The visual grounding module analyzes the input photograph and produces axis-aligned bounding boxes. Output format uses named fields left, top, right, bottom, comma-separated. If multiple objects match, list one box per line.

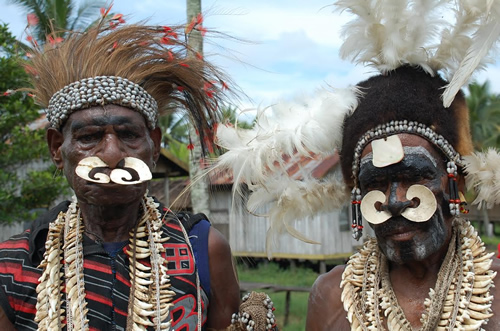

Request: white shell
left=401, top=184, right=437, bottom=222
left=109, top=157, right=152, bottom=185
left=75, top=156, right=110, bottom=183
left=371, top=135, right=404, bottom=168
left=360, top=190, right=391, bottom=224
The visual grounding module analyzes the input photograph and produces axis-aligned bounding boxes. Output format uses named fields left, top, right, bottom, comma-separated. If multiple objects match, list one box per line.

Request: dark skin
left=306, top=134, right=500, bottom=330
left=0, top=105, right=240, bottom=330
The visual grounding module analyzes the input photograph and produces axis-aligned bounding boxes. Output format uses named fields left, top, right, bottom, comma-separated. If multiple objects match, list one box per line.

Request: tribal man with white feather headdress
left=212, top=0, right=500, bottom=330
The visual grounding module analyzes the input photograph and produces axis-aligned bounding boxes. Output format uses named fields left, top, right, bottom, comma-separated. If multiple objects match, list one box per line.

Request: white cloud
left=1, top=0, right=499, bottom=111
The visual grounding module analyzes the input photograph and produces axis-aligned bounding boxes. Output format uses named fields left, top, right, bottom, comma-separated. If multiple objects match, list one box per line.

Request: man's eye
left=77, top=133, right=100, bottom=143
left=120, top=131, right=139, bottom=140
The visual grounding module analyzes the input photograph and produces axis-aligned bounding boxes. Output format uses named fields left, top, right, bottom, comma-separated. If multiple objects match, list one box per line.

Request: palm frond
left=68, top=0, right=106, bottom=31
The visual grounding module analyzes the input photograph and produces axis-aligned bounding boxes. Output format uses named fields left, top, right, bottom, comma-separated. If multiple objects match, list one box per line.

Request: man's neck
left=78, top=200, right=143, bottom=243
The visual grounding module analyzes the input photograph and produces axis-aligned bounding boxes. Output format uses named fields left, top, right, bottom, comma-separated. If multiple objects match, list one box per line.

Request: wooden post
left=284, top=290, right=291, bottom=326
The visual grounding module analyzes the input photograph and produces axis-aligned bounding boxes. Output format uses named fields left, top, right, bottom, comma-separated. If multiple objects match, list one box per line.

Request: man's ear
left=150, top=127, right=162, bottom=162
left=457, top=172, right=466, bottom=194
left=47, top=128, right=64, bottom=169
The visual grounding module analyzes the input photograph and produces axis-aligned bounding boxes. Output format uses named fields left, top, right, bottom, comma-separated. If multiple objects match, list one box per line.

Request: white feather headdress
left=212, top=88, right=359, bottom=252
left=336, top=0, right=500, bottom=107
left=336, top=0, right=500, bottom=210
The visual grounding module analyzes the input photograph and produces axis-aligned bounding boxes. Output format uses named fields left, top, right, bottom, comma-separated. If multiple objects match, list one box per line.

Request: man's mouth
left=386, top=228, right=419, bottom=241
left=376, top=217, right=424, bottom=240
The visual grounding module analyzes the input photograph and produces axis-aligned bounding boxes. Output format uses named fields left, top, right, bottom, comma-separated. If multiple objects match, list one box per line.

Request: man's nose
left=96, top=134, right=127, bottom=168
left=380, top=182, right=413, bottom=216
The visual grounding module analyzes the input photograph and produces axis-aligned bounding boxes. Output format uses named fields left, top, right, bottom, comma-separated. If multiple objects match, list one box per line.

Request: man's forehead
left=64, top=105, right=147, bottom=130
left=360, top=134, right=440, bottom=169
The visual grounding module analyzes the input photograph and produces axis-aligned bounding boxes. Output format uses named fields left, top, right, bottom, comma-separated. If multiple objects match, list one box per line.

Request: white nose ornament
left=75, top=156, right=152, bottom=185
left=360, top=184, right=437, bottom=224
left=401, top=184, right=437, bottom=222
left=360, top=190, right=391, bottom=224
left=110, top=157, right=152, bottom=185
left=75, top=156, right=111, bottom=184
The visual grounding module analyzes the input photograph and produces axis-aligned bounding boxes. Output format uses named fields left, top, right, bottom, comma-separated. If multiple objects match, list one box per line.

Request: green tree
left=159, top=113, right=190, bottom=163
left=159, top=107, right=253, bottom=164
left=467, top=81, right=500, bottom=150
left=8, top=0, right=105, bottom=42
left=466, top=81, right=500, bottom=237
left=0, top=24, right=68, bottom=223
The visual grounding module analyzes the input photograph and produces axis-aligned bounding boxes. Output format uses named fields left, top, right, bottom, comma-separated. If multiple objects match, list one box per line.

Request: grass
left=236, top=259, right=318, bottom=331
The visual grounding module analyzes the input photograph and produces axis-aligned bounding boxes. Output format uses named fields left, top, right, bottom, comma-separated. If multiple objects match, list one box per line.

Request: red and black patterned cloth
left=0, top=201, right=209, bottom=330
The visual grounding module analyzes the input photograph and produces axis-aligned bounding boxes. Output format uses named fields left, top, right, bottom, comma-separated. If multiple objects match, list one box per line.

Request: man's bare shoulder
left=306, top=264, right=350, bottom=331
left=485, top=257, right=500, bottom=330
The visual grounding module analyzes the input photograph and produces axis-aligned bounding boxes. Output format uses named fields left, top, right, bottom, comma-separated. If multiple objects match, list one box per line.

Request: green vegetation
left=236, top=260, right=319, bottom=331
left=0, top=24, right=69, bottom=223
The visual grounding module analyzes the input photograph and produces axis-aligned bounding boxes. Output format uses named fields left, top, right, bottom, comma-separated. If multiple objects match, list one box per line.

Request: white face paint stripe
left=361, top=145, right=438, bottom=168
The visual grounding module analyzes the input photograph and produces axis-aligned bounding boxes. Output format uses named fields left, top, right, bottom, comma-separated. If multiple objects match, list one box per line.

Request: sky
left=1, top=0, right=500, bottom=113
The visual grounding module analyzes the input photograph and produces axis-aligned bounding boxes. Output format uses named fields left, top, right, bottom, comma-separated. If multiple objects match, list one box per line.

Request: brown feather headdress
left=25, top=22, right=232, bottom=148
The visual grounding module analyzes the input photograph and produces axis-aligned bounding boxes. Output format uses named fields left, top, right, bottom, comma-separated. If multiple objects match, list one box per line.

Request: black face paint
left=359, top=149, right=451, bottom=263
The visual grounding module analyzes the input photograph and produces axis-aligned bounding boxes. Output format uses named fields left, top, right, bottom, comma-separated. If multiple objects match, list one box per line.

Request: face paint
left=375, top=213, right=448, bottom=263
left=76, top=156, right=152, bottom=185
left=359, top=135, right=450, bottom=263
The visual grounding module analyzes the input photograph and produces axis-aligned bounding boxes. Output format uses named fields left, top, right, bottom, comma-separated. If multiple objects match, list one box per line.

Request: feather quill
left=211, top=88, right=358, bottom=255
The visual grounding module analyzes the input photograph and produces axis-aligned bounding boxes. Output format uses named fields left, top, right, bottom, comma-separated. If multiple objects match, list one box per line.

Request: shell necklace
left=341, top=218, right=496, bottom=331
left=35, top=195, right=175, bottom=331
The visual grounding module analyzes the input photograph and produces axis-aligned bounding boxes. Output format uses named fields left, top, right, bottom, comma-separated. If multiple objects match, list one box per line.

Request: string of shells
left=35, top=195, right=176, bottom=331
left=35, top=210, right=67, bottom=330
left=340, top=218, right=495, bottom=331
left=127, top=197, right=176, bottom=330
left=63, top=203, right=89, bottom=331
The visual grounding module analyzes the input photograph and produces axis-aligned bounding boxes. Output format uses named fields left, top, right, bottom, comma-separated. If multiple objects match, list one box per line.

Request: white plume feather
left=463, top=148, right=500, bottom=208
left=211, top=87, right=358, bottom=254
left=215, top=87, right=358, bottom=188
left=336, top=0, right=447, bottom=75
left=442, top=1, right=500, bottom=106
left=336, top=0, right=500, bottom=106
left=245, top=174, right=349, bottom=256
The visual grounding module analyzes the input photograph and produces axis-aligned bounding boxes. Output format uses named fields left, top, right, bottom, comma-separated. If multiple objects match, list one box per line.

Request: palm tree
left=158, top=113, right=190, bottom=163
left=467, top=81, right=500, bottom=150
left=9, top=0, right=105, bottom=42
left=466, top=81, right=500, bottom=237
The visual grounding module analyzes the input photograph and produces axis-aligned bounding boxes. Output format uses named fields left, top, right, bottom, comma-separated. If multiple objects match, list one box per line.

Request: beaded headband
left=350, top=120, right=464, bottom=239
left=47, top=76, right=158, bottom=130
